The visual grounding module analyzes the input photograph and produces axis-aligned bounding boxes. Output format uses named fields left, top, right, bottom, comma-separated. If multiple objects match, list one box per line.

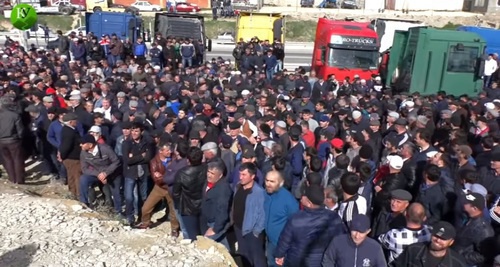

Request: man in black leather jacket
left=173, top=146, right=207, bottom=241
left=453, top=192, right=495, bottom=266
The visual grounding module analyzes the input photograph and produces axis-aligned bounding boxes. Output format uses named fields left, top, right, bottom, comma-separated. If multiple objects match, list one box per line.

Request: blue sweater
left=264, top=187, right=299, bottom=246
left=133, top=43, right=147, bottom=56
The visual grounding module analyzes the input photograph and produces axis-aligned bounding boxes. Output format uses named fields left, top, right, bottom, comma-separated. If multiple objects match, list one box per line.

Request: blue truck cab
left=457, top=26, right=500, bottom=55
left=85, top=11, right=143, bottom=43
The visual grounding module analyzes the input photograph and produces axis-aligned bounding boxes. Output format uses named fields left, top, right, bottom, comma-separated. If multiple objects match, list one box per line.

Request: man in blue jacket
left=275, top=184, right=346, bottom=267
left=322, top=214, right=387, bottom=266
left=133, top=37, right=148, bottom=65
left=264, top=171, right=299, bottom=267
left=232, top=162, right=266, bottom=267
left=264, top=48, right=277, bottom=81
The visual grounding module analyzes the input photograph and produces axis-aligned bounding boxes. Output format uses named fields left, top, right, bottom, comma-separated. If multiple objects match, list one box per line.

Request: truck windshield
left=327, top=48, right=379, bottom=70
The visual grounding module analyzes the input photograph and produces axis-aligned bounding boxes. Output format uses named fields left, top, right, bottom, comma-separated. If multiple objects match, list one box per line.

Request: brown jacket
left=110, top=40, right=124, bottom=56
left=149, top=155, right=167, bottom=189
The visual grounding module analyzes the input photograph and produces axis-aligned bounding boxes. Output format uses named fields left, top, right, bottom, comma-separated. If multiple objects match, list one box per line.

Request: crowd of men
left=3, top=29, right=500, bottom=267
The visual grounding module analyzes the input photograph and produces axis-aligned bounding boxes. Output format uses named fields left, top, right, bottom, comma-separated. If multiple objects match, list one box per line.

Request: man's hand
left=128, top=153, right=133, bottom=158
left=275, top=257, right=284, bottom=266
left=204, top=228, right=215, bottom=237
left=57, top=152, right=62, bottom=162
left=98, top=172, right=107, bottom=184
left=142, top=152, right=146, bottom=158
left=154, top=172, right=162, bottom=178
left=374, top=185, right=382, bottom=193
left=494, top=206, right=500, bottom=215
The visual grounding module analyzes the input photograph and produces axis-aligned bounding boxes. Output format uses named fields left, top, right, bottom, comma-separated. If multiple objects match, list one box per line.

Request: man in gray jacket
left=79, top=134, right=122, bottom=213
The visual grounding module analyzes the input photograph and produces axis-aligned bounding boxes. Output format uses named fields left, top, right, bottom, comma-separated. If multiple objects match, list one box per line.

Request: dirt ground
left=0, top=161, right=237, bottom=266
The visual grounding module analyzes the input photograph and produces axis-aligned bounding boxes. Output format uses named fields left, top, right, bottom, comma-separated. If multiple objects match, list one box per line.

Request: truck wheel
left=61, top=7, right=71, bottom=15
left=93, top=6, right=102, bottom=12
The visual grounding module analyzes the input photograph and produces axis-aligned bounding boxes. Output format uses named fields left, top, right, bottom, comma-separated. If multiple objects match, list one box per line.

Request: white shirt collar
left=91, top=145, right=99, bottom=156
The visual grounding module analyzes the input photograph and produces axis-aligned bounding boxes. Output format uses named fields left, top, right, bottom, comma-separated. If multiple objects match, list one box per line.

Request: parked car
left=65, top=26, right=86, bottom=36
left=217, top=31, right=234, bottom=43
left=169, top=2, right=200, bottom=13
left=130, top=1, right=162, bottom=11
left=341, top=0, right=358, bottom=9
left=300, top=0, right=314, bottom=7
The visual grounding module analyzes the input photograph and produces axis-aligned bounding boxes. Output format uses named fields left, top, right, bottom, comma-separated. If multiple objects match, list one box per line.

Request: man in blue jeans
left=79, top=134, right=122, bottom=213
left=122, top=122, right=155, bottom=226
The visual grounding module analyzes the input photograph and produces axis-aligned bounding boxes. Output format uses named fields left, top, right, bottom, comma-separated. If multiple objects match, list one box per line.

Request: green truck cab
left=381, top=27, right=486, bottom=95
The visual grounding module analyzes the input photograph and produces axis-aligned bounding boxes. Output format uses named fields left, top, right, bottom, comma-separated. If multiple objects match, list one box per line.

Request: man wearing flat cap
left=274, top=184, right=345, bottom=267
left=371, top=189, right=411, bottom=239
left=59, top=112, right=82, bottom=199
left=391, top=221, right=466, bottom=267
left=79, top=133, right=121, bottom=212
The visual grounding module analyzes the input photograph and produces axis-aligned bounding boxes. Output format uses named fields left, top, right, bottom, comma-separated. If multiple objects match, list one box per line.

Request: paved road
left=0, top=34, right=314, bottom=69
left=208, top=43, right=313, bottom=70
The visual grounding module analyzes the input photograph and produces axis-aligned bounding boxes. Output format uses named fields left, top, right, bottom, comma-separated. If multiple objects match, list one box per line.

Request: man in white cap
left=374, top=155, right=407, bottom=216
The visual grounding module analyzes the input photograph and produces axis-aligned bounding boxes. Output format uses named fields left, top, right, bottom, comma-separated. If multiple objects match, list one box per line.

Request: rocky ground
left=0, top=161, right=236, bottom=267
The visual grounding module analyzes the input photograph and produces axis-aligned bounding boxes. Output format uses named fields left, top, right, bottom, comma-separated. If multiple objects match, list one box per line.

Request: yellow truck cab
left=235, top=12, right=285, bottom=44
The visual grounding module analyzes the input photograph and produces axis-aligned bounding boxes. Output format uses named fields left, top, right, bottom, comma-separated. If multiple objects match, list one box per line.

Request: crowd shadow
left=0, top=243, right=38, bottom=267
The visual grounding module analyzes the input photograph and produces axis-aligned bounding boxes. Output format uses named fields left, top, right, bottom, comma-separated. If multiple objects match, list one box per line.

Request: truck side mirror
left=207, top=39, right=212, bottom=52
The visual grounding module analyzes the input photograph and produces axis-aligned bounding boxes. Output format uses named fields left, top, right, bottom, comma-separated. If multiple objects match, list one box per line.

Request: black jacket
left=59, top=125, right=81, bottom=160
left=416, top=182, right=449, bottom=225
left=200, top=177, right=233, bottom=234
left=173, top=164, right=208, bottom=216
left=370, top=210, right=406, bottom=239
left=453, top=216, right=495, bottom=266
left=375, top=172, right=407, bottom=211
left=121, top=137, right=154, bottom=178
left=391, top=242, right=466, bottom=267
left=0, top=108, right=24, bottom=142
left=401, top=157, right=418, bottom=195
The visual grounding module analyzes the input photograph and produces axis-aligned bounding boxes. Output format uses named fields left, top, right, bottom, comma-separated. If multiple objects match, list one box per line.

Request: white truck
left=371, top=18, right=426, bottom=53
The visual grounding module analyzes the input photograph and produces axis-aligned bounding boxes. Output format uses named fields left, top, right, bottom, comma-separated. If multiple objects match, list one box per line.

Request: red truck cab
left=311, top=18, right=380, bottom=81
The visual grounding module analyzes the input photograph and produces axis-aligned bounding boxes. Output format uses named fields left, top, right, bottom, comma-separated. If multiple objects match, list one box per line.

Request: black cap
left=221, top=134, right=233, bottom=148
left=395, top=118, right=408, bottom=126
left=228, top=121, right=241, bottom=130
left=391, top=189, right=412, bottom=201
left=241, top=145, right=256, bottom=158
left=304, top=184, right=324, bottom=206
left=465, top=192, right=486, bottom=210
left=81, top=134, right=96, bottom=145
left=431, top=221, right=456, bottom=240
left=189, top=130, right=200, bottom=140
